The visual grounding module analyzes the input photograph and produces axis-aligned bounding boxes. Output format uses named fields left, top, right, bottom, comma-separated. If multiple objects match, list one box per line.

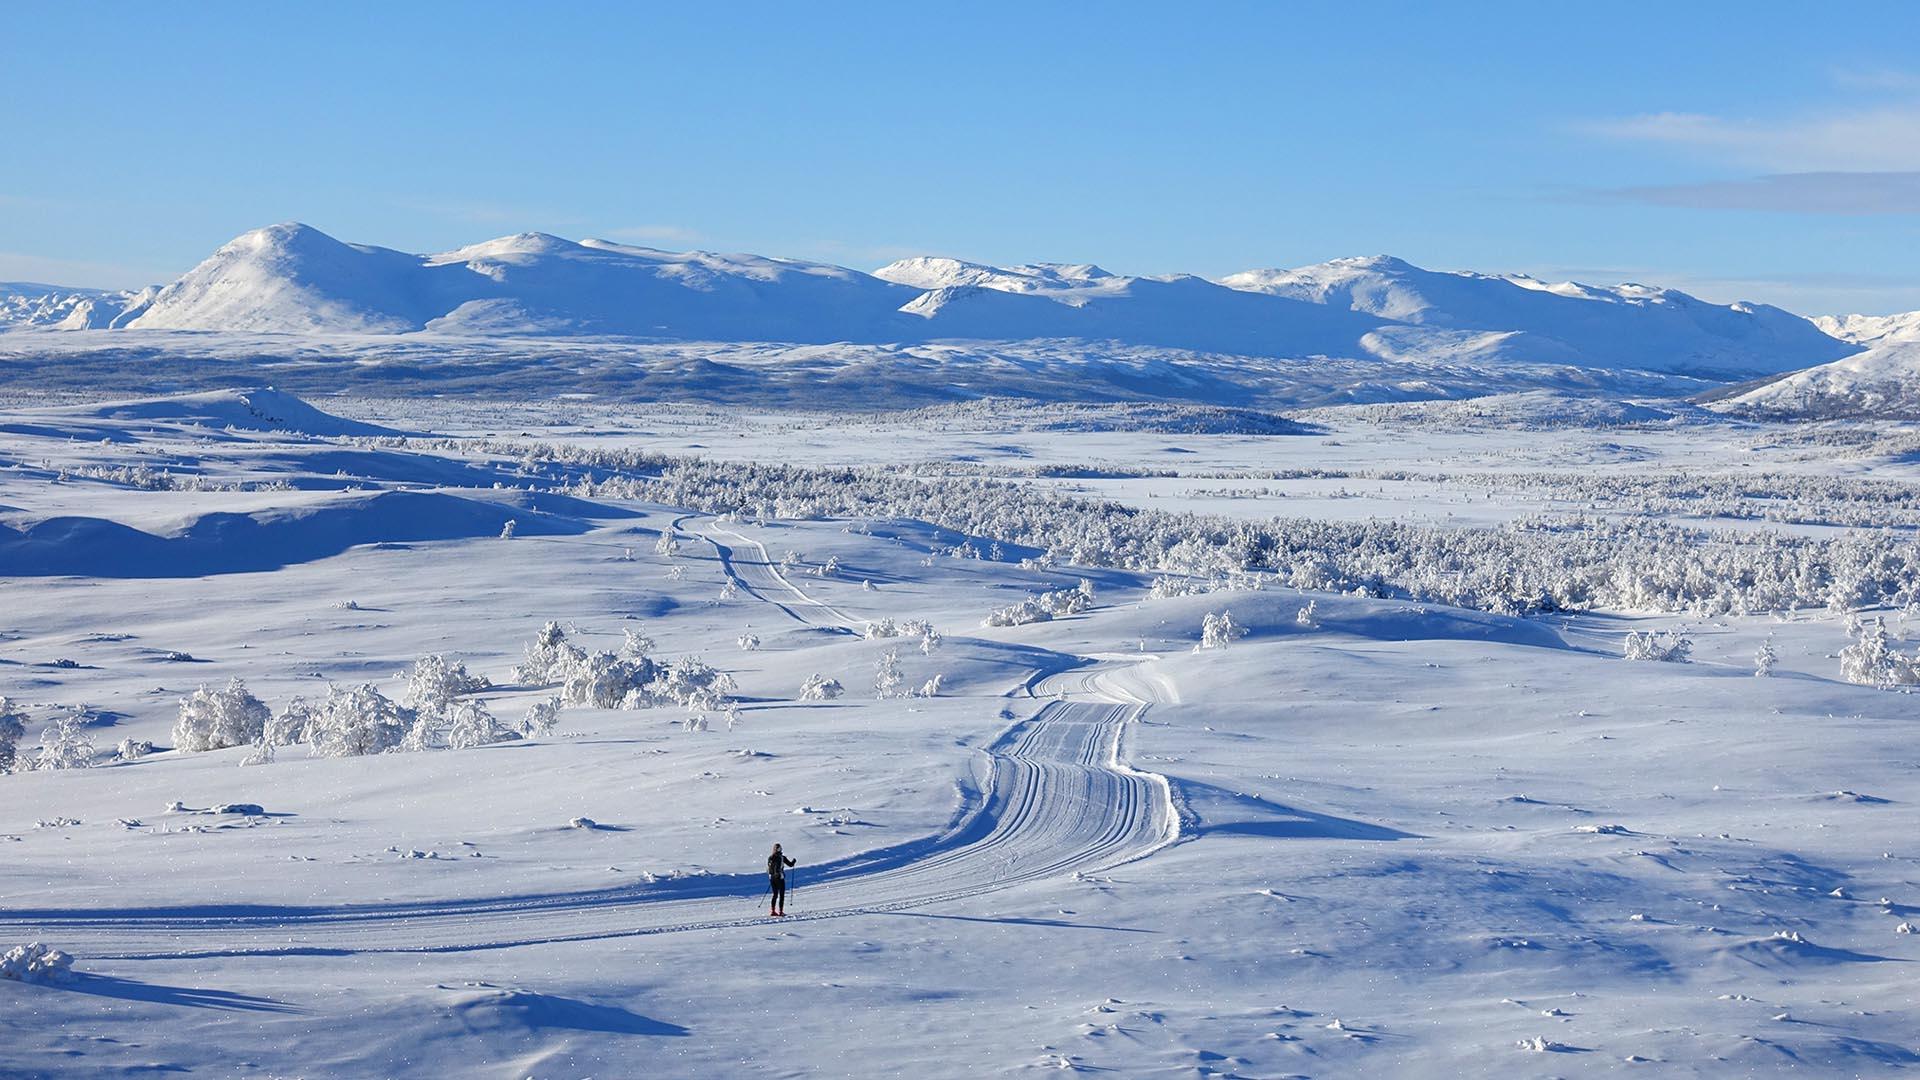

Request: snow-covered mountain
left=1809, top=310, right=1920, bottom=348
left=0, top=224, right=1861, bottom=383
left=1218, top=255, right=1854, bottom=376
left=0, top=281, right=157, bottom=329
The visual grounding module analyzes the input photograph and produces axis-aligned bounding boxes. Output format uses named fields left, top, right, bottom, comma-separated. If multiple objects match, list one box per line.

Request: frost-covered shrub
left=1296, top=600, right=1319, bottom=628
left=810, top=555, right=839, bottom=577
left=0, top=943, right=73, bottom=983
left=1195, top=610, right=1248, bottom=651
left=562, top=651, right=661, bottom=709
left=447, top=700, right=513, bottom=750
left=651, top=658, right=735, bottom=712
left=984, top=599, right=1052, bottom=627
left=115, top=738, right=153, bottom=762
left=0, top=698, right=25, bottom=774
left=919, top=625, right=943, bottom=655
left=499, top=519, right=516, bottom=540
left=738, top=634, right=761, bottom=652
left=513, top=621, right=587, bottom=685
left=1754, top=638, right=1777, bottom=677
left=800, top=674, right=844, bottom=701
left=874, top=648, right=906, bottom=699
left=718, top=579, right=740, bottom=601
left=308, top=684, right=410, bottom=758
left=31, top=711, right=94, bottom=771
left=399, top=655, right=491, bottom=718
left=173, top=679, right=271, bottom=752
left=1150, top=576, right=1207, bottom=600
left=1037, top=586, right=1092, bottom=617
left=1622, top=630, right=1692, bottom=663
left=622, top=628, right=656, bottom=658
left=1839, top=617, right=1920, bottom=689
left=238, top=737, right=274, bottom=767
left=916, top=674, right=944, bottom=698
left=520, top=696, right=562, bottom=737
left=267, top=698, right=315, bottom=747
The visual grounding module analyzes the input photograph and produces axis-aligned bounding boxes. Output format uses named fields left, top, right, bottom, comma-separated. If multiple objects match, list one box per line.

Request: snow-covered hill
left=1219, top=255, right=1855, bottom=376
left=1712, top=339, right=1920, bottom=419
left=0, top=224, right=1859, bottom=383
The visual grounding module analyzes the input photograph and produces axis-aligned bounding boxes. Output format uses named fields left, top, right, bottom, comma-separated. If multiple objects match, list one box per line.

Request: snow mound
left=47, top=387, right=398, bottom=437
left=445, top=987, right=690, bottom=1037
left=0, top=490, right=590, bottom=577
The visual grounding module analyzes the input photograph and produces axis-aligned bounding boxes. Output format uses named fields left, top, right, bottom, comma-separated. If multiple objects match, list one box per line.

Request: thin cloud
left=1586, top=104, right=1920, bottom=171
left=0, top=251, right=175, bottom=291
left=1606, top=171, right=1920, bottom=214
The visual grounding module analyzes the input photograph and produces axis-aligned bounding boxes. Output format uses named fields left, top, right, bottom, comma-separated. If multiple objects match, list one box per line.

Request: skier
left=767, top=842, right=796, bottom=917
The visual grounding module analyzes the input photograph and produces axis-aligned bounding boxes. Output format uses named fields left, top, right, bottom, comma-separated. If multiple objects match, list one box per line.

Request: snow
left=1716, top=340, right=1920, bottom=419
left=2, top=388, right=1918, bottom=1076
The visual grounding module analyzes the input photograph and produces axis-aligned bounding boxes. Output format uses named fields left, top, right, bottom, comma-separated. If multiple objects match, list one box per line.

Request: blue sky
left=5, top=2, right=1919, bottom=313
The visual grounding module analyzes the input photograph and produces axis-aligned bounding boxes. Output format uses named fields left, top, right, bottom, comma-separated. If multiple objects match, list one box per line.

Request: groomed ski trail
left=3, top=523, right=1178, bottom=961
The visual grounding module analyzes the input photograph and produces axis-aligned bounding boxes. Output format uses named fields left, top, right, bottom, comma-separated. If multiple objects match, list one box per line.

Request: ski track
left=4, top=518, right=1179, bottom=961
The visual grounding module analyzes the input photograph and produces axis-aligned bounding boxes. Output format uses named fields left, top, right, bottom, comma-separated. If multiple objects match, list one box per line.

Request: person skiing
left=767, top=843, right=796, bottom=917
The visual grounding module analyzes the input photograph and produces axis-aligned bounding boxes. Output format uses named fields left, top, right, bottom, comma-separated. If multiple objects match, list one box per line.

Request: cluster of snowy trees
left=1622, top=629, right=1693, bottom=663
left=1839, top=616, right=1920, bottom=689
left=863, top=618, right=942, bottom=654
left=496, top=450, right=1920, bottom=618
left=983, top=581, right=1096, bottom=627
left=0, top=698, right=97, bottom=773
left=1195, top=610, right=1248, bottom=651
left=511, top=621, right=738, bottom=724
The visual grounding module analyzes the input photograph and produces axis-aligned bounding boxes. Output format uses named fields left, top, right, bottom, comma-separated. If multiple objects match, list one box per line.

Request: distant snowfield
left=2, top=390, right=1918, bottom=1077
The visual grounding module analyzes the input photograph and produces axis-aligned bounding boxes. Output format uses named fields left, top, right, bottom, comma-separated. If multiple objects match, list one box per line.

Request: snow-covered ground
left=3, top=389, right=1917, bottom=1077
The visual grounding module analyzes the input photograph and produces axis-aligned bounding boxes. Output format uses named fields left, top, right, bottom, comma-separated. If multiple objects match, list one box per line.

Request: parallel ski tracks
left=3, top=519, right=1178, bottom=960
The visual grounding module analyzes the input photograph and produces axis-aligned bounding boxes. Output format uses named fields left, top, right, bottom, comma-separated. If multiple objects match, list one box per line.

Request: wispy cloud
left=1586, top=104, right=1920, bottom=172
left=1605, top=171, right=1920, bottom=214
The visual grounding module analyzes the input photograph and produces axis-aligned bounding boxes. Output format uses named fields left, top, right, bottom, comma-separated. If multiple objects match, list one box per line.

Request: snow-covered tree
left=874, top=648, right=906, bottom=699
left=916, top=674, right=944, bottom=698
left=31, top=709, right=94, bottom=770
left=238, top=737, right=275, bottom=767
left=621, top=628, right=656, bottom=659
left=1839, top=616, right=1919, bottom=689
left=800, top=674, right=844, bottom=701
left=811, top=555, right=839, bottom=577
left=919, top=624, right=943, bottom=655
left=266, top=698, right=315, bottom=747
left=718, top=579, right=740, bottom=601
left=1295, top=600, right=1319, bottom=628
left=173, top=679, right=270, bottom=753
left=520, top=696, right=562, bottom=737
left=513, top=621, right=586, bottom=685
left=308, top=684, right=409, bottom=758
left=984, top=599, right=1052, bottom=627
left=115, top=738, right=153, bottom=762
left=1196, top=610, right=1248, bottom=651
left=562, top=651, right=659, bottom=709
left=654, top=531, right=681, bottom=558
left=1623, top=629, right=1692, bottom=663
left=0, top=697, right=26, bottom=774
left=498, top=519, right=516, bottom=540
left=447, top=700, right=512, bottom=750
left=1754, top=638, right=1777, bottom=678
left=738, top=633, right=761, bottom=651
left=398, top=655, right=490, bottom=720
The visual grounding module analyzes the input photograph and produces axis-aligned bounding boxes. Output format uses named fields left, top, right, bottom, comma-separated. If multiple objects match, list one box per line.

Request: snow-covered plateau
left=2, top=386, right=1918, bottom=1077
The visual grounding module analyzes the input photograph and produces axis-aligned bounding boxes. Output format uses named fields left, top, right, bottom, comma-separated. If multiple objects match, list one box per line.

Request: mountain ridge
left=0, top=222, right=1862, bottom=380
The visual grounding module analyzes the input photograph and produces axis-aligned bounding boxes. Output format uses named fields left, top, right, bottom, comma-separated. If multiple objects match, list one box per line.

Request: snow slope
left=0, top=282, right=156, bottom=330
left=3, top=390, right=1919, bottom=1076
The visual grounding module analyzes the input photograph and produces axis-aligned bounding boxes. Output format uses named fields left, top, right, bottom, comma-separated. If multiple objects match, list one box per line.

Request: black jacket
left=768, top=853, right=795, bottom=880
